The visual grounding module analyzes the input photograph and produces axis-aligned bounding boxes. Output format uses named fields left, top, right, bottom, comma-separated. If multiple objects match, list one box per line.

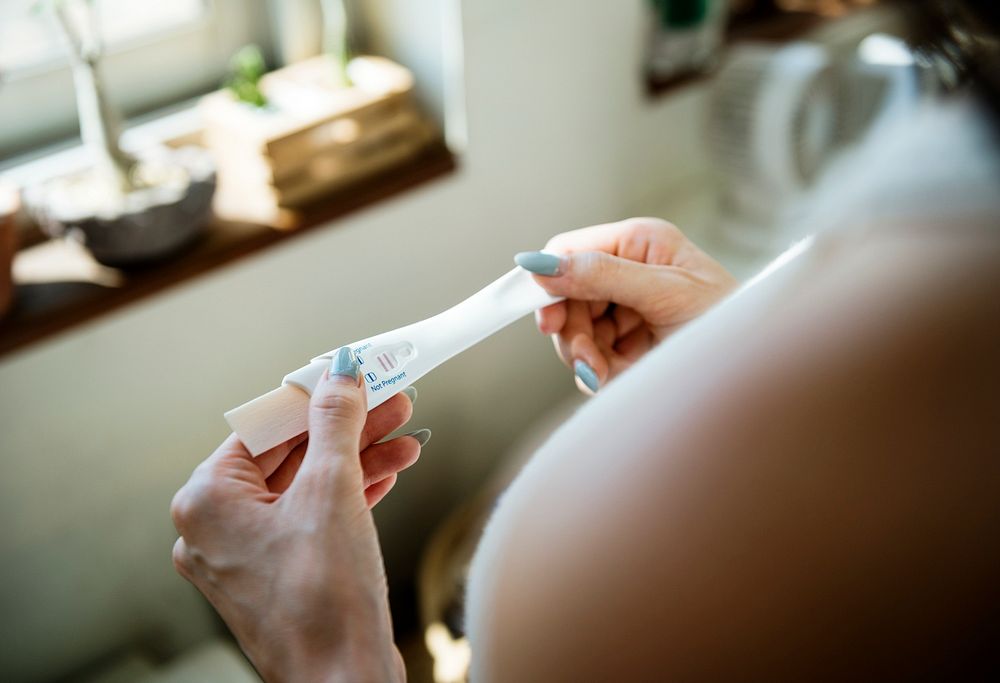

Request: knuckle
left=568, top=251, right=615, bottom=299
left=172, top=537, right=193, bottom=577
left=624, top=216, right=680, bottom=241
left=575, top=250, right=606, bottom=276
left=311, top=387, right=364, bottom=420
left=169, top=488, right=194, bottom=531
left=170, top=479, right=220, bottom=531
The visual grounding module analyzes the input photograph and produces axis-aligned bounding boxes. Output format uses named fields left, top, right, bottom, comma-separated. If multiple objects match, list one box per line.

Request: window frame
left=0, top=0, right=274, bottom=159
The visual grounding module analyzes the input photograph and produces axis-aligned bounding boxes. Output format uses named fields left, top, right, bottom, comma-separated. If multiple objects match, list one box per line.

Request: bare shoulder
left=467, top=227, right=1000, bottom=682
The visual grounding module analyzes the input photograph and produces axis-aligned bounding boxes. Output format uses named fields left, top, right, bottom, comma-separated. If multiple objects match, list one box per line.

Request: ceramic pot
left=27, top=146, right=216, bottom=267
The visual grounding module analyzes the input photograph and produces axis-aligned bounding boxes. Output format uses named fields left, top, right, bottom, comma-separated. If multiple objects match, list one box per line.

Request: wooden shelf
left=0, top=142, right=456, bottom=359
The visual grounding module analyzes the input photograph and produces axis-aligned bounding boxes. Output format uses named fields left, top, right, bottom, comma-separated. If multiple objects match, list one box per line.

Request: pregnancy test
left=226, top=266, right=562, bottom=455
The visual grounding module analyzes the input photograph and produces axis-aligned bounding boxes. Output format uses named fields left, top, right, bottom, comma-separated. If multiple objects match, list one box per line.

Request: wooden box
left=0, top=184, right=18, bottom=319
left=201, top=56, right=435, bottom=228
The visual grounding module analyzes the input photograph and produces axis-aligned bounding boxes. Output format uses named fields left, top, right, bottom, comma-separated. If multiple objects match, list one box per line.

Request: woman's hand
left=516, top=217, right=737, bottom=393
left=171, top=349, right=423, bottom=682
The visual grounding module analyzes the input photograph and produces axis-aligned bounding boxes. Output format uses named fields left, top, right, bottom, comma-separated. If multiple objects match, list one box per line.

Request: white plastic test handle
left=284, top=266, right=561, bottom=408
left=225, top=266, right=562, bottom=455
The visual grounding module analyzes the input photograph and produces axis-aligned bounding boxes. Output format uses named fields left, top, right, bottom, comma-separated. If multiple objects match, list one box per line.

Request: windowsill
left=0, top=141, right=455, bottom=359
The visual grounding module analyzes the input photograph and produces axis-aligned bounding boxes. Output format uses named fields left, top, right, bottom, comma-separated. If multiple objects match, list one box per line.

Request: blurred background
left=0, top=0, right=933, bottom=681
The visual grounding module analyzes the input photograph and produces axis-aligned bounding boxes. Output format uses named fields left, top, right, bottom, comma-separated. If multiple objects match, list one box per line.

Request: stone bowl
left=27, top=146, right=216, bottom=267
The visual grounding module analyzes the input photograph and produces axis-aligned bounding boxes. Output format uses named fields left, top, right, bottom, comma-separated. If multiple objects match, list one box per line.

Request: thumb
left=295, top=346, right=369, bottom=490
left=516, top=250, right=676, bottom=315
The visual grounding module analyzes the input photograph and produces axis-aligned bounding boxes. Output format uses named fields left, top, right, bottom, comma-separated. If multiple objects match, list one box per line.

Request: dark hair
left=911, top=0, right=1000, bottom=116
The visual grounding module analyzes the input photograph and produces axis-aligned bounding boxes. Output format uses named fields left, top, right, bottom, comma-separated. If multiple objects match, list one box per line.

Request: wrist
left=320, top=638, right=402, bottom=683
left=255, top=623, right=401, bottom=683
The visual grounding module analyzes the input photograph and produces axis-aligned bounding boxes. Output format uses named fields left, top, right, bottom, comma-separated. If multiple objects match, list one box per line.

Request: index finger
left=359, top=392, right=413, bottom=450
left=546, top=218, right=683, bottom=264
left=253, top=432, right=309, bottom=479
left=253, top=390, right=414, bottom=479
left=173, top=433, right=274, bottom=533
left=209, top=433, right=295, bottom=493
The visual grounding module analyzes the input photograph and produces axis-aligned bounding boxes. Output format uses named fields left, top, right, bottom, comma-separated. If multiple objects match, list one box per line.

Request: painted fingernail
left=515, top=251, right=563, bottom=276
left=574, top=359, right=600, bottom=393
left=403, top=428, right=432, bottom=446
left=402, top=386, right=418, bottom=403
left=330, top=346, right=360, bottom=381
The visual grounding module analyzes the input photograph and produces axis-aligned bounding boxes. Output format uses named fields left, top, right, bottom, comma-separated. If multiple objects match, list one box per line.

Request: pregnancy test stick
left=226, top=266, right=562, bottom=455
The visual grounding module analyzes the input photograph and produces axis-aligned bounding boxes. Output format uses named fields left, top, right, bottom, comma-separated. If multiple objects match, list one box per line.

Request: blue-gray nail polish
left=330, top=346, right=360, bottom=380
left=402, top=386, right=418, bottom=403
left=515, top=251, right=563, bottom=276
left=404, top=428, right=432, bottom=446
left=574, top=359, right=600, bottom=393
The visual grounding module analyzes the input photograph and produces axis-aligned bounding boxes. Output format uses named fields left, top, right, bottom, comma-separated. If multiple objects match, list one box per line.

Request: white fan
left=705, top=36, right=922, bottom=252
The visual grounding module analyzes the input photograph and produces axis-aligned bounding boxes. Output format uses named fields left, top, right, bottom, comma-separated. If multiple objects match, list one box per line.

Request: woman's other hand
left=170, top=350, right=422, bottom=682
left=516, top=217, right=736, bottom=393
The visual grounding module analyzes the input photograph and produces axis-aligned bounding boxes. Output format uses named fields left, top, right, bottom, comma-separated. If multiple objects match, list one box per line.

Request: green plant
left=226, top=44, right=269, bottom=108
left=320, top=0, right=352, bottom=86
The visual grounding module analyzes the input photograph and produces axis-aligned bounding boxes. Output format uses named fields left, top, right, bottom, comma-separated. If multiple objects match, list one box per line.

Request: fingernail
left=574, top=359, right=600, bottom=393
left=403, top=428, right=432, bottom=446
left=329, top=346, right=360, bottom=381
left=515, top=251, right=563, bottom=276
left=402, top=386, right=418, bottom=403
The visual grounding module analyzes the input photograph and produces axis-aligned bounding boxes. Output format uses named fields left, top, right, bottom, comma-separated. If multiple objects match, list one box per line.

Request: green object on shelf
left=226, top=45, right=268, bottom=108
left=321, top=0, right=352, bottom=86
left=650, top=0, right=710, bottom=29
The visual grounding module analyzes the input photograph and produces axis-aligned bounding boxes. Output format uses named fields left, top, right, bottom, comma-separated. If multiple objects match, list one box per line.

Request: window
left=0, top=0, right=207, bottom=71
left=0, top=0, right=274, bottom=159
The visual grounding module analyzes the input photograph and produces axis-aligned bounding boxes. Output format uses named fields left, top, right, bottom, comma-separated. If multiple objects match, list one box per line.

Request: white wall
left=355, top=0, right=452, bottom=135
left=0, top=1, right=711, bottom=680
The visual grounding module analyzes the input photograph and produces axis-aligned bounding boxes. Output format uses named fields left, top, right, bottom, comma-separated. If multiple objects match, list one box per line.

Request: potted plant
left=24, top=0, right=216, bottom=266
left=201, top=0, right=433, bottom=228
